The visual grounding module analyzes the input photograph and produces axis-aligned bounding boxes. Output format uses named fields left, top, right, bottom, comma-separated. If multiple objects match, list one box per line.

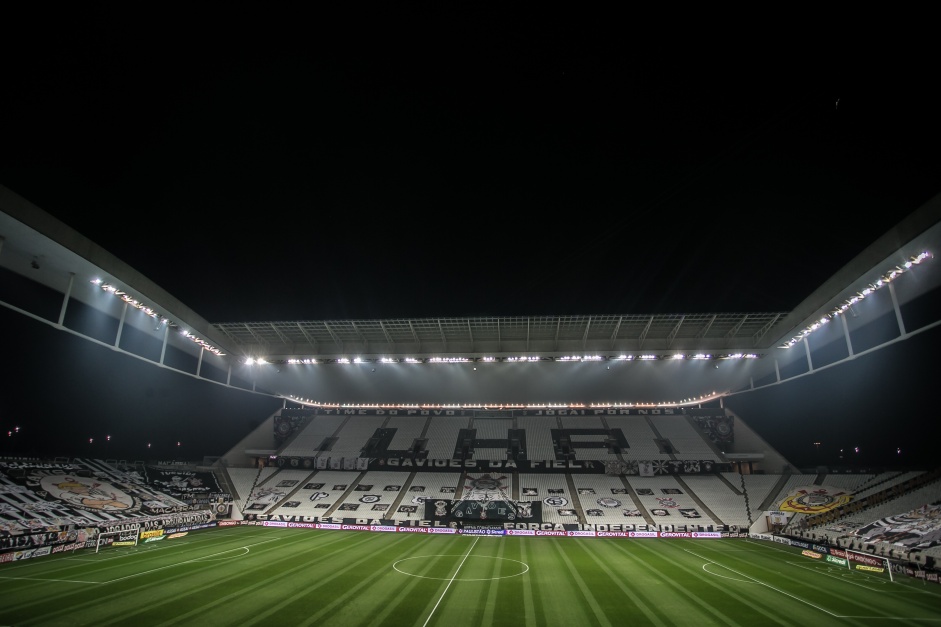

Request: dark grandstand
left=2, top=185, right=941, bottom=582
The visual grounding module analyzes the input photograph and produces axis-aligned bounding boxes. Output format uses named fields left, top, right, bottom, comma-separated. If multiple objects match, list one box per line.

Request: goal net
left=95, top=528, right=140, bottom=553
left=844, top=548, right=894, bottom=582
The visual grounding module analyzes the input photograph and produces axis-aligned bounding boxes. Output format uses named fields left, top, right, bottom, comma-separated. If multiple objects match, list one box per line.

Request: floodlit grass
left=1, top=526, right=939, bottom=626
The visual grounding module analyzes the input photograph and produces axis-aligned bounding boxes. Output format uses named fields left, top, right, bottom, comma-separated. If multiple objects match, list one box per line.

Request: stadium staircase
left=321, top=470, right=369, bottom=518
left=212, top=467, right=237, bottom=502
left=757, top=470, right=793, bottom=513
left=274, top=413, right=313, bottom=456
left=644, top=416, right=673, bottom=459
left=264, top=471, right=317, bottom=516
left=851, top=471, right=910, bottom=496
left=685, top=415, right=726, bottom=460
left=387, top=473, right=416, bottom=514
left=673, top=475, right=722, bottom=524
left=240, top=466, right=267, bottom=516
left=717, top=473, right=744, bottom=495
left=564, top=474, right=588, bottom=522
left=621, top=478, right=656, bottom=526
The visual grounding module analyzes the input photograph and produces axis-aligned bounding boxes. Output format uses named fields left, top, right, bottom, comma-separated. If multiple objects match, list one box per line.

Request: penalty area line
left=99, top=536, right=285, bottom=584
left=682, top=546, right=842, bottom=618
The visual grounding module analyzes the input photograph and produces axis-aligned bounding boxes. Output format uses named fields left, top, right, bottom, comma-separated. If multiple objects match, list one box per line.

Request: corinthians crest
left=780, top=486, right=851, bottom=514
left=462, top=473, right=507, bottom=500
left=38, top=473, right=138, bottom=513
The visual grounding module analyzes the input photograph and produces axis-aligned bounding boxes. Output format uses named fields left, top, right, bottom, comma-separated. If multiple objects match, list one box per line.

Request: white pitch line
left=0, top=575, right=99, bottom=584
left=103, top=536, right=285, bottom=583
left=783, top=560, right=888, bottom=593
left=682, top=546, right=841, bottom=617
left=422, top=536, right=480, bottom=627
left=0, top=536, right=285, bottom=585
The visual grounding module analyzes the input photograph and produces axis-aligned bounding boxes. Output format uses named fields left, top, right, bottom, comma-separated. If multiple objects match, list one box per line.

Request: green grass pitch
left=1, top=526, right=939, bottom=626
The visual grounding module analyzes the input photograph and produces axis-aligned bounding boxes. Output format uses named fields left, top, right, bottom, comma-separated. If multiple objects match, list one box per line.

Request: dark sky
left=1, top=12, right=940, bottom=469
left=2, top=11, right=939, bottom=323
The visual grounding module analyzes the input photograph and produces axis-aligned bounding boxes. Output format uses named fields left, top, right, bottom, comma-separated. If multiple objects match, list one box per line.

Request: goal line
left=95, top=527, right=140, bottom=553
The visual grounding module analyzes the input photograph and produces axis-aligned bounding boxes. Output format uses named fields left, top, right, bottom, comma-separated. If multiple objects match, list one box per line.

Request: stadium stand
left=3, top=188, right=941, bottom=579
left=650, top=414, right=720, bottom=460
left=280, top=414, right=347, bottom=458
left=679, top=474, right=750, bottom=527
left=385, top=414, right=428, bottom=454
left=626, top=474, right=721, bottom=527
left=516, top=472, right=578, bottom=525
left=515, top=415, right=557, bottom=460
left=425, top=416, right=471, bottom=459
left=389, top=472, right=462, bottom=522
left=604, top=415, right=668, bottom=461
left=571, top=473, right=643, bottom=525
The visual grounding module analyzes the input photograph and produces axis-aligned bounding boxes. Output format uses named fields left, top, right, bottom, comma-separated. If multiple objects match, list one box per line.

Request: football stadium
left=2, top=184, right=941, bottom=625
left=3, top=17, right=941, bottom=624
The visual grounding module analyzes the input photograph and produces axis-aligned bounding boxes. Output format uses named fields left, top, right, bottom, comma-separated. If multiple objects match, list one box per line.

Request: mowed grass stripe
left=515, top=537, right=620, bottom=626
left=692, top=540, right=888, bottom=618
left=687, top=545, right=872, bottom=618
left=749, top=538, right=941, bottom=618
left=595, top=538, right=748, bottom=626
left=482, top=538, right=527, bottom=627
left=667, top=542, right=840, bottom=623
left=0, top=527, right=258, bottom=588
left=0, top=530, right=287, bottom=624
left=549, top=538, right=613, bottom=627
left=671, top=539, right=830, bottom=625
left=406, top=537, right=481, bottom=627
left=3, top=527, right=941, bottom=626
left=577, top=538, right=670, bottom=627
left=430, top=535, right=541, bottom=627
left=157, top=529, right=413, bottom=627
left=684, top=539, right=931, bottom=623
left=238, top=532, right=484, bottom=626
left=142, top=530, right=383, bottom=626
left=697, top=538, right=941, bottom=621
left=358, top=535, right=471, bottom=627
left=400, top=536, right=538, bottom=627
left=364, top=535, right=514, bottom=627
left=165, top=530, right=418, bottom=625
left=3, top=528, right=343, bottom=626
left=285, top=534, right=473, bottom=627
left=426, top=537, right=503, bottom=627
left=517, top=538, right=540, bottom=627
left=480, top=537, right=508, bottom=627
left=622, top=539, right=776, bottom=626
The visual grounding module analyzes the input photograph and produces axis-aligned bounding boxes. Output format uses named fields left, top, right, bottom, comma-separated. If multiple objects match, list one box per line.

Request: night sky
left=3, top=12, right=939, bottom=323
left=2, top=12, right=940, bottom=467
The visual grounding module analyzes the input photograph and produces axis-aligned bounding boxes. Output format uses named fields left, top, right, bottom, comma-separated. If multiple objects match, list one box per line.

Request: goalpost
left=844, top=548, right=894, bottom=582
left=95, top=527, right=141, bottom=553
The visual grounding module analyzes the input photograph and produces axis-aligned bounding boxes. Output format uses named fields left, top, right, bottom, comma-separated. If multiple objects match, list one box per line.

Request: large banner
left=778, top=486, right=852, bottom=514
left=264, top=457, right=729, bottom=474
left=143, top=467, right=222, bottom=502
left=854, top=503, right=941, bottom=549
left=274, top=407, right=731, bottom=474
left=423, top=499, right=542, bottom=524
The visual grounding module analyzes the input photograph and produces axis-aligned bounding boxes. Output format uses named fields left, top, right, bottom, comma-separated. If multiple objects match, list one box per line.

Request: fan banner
left=779, top=486, right=852, bottom=514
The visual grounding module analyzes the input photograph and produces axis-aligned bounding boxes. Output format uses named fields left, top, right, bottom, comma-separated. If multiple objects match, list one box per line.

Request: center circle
left=392, top=554, right=529, bottom=581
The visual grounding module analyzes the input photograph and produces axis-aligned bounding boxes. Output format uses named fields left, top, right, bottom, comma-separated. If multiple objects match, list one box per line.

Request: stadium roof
left=2, top=15, right=940, bottom=403
left=2, top=184, right=939, bottom=377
